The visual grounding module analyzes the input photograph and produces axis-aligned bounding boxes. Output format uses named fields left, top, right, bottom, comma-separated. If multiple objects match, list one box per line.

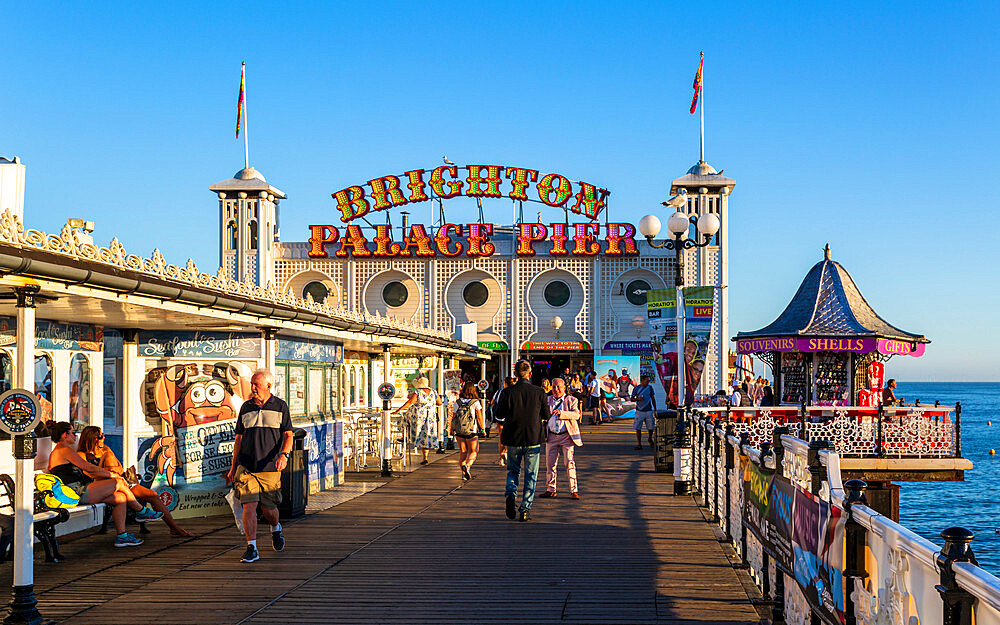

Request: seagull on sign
left=661, top=188, right=688, bottom=209
left=443, top=156, right=455, bottom=166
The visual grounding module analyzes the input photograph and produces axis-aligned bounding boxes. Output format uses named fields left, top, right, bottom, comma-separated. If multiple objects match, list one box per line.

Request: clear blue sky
left=4, top=3, right=998, bottom=381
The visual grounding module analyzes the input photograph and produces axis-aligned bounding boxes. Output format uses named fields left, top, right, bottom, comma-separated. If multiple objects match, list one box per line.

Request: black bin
left=653, top=410, right=677, bottom=473
left=279, top=429, right=309, bottom=519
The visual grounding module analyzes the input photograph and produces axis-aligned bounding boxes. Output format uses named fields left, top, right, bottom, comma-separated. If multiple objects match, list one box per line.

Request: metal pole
left=8, top=285, right=43, bottom=625
left=381, top=346, right=392, bottom=477
left=436, top=353, right=446, bottom=454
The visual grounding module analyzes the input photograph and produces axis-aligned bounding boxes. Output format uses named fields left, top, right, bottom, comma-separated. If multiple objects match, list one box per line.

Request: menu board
left=780, top=352, right=807, bottom=404
left=309, top=368, right=324, bottom=414
left=814, top=352, right=849, bottom=405
left=288, top=365, right=306, bottom=415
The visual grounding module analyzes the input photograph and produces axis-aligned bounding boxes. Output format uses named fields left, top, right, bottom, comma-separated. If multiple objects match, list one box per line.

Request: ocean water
left=895, top=382, right=1000, bottom=574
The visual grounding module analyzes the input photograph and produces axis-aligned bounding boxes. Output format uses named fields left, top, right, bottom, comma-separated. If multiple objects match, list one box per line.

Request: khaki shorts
left=233, top=466, right=282, bottom=509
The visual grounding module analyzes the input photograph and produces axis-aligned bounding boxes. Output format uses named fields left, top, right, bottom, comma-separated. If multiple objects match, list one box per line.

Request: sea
left=895, top=382, right=1000, bottom=574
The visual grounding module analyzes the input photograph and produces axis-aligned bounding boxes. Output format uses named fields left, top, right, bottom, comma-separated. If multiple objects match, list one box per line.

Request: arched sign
left=331, top=164, right=609, bottom=223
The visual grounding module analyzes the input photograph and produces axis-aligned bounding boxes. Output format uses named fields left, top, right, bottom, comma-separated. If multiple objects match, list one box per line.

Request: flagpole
left=699, top=51, right=704, bottom=163
left=243, top=62, right=250, bottom=169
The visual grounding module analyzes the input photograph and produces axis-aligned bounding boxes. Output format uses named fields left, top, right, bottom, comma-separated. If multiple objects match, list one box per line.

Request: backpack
left=452, top=400, right=477, bottom=436
left=34, top=473, right=81, bottom=509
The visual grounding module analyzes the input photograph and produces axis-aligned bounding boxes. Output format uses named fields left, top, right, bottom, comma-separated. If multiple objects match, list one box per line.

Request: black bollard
left=843, top=480, right=869, bottom=625
left=935, top=527, right=977, bottom=625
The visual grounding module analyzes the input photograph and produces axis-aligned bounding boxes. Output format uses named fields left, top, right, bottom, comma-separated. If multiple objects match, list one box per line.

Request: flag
left=689, top=55, right=703, bottom=114
left=236, top=62, right=245, bottom=138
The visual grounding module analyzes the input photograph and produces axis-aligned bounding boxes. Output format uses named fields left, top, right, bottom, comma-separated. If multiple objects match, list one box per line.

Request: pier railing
left=687, top=411, right=999, bottom=625
left=691, top=404, right=960, bottom=458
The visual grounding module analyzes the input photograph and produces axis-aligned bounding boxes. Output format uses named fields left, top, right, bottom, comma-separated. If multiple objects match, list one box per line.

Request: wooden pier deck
left=1, top=428, right=761, bottom=624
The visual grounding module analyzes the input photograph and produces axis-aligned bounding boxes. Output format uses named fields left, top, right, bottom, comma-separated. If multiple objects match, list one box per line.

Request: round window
left=463, top=281, right=489, bottom=307
left=303, top=281, right=329, bottom=304
left=625, top=279, right=651, bottom=306
left=543, top=280, right=571, bottom=307
left=382, top=281, right=409, bottom=307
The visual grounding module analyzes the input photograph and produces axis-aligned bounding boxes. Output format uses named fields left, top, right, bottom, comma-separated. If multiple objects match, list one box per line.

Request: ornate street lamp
left=639, top=190, right=720, bottom=494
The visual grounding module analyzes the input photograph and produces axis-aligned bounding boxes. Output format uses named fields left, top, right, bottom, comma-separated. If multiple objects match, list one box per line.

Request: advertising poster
left=594, top=355, right=641, bottom=420
left=683, top=286, right=715, bottom=402
left=138, top=361, right=255, bottom=518
left=741, top=457, right=847, bottom=625
left=647, top=288, right=678, bottom=406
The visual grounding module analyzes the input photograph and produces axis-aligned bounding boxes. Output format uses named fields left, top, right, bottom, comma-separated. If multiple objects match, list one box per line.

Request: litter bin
left=653, top=410, right=676, bottom=473
left=279, top=429, right=309, bottom=519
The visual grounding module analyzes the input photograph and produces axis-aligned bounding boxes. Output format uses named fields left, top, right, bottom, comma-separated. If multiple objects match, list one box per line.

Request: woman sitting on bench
left=77, top=426, right=192, bottom=537
left=47, top=422, right=161, bottom=548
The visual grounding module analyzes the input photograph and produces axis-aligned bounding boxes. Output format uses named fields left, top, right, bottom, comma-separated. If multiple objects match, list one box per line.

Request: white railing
left=687, top=411, right=997, bottom=625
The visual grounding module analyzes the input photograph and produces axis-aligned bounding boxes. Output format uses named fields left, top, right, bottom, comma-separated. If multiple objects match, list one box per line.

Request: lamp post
left=639, top=191, right=720, bottom=495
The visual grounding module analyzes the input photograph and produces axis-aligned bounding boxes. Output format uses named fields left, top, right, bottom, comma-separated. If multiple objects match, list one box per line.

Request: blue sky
left=4, top=2, right=998, bottom=380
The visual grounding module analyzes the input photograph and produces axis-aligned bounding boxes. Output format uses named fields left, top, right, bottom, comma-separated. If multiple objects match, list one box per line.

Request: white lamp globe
left=550, top=316, right=563, bottom=330
left=637, top=215, right=661, bottom=239
left=631, top=315, right=645, bottom=329
left=696, top=212, right=721, bottom=237
left=666, top=211, right=690, bottom=236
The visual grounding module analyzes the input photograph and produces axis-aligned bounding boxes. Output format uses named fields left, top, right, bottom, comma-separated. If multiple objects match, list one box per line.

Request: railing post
left=808, top=440, right=831, bottom=496
left=724, top=423, right=735, bottom=543
left=876, top=403, right=885, bottom=458
left=843, top=480, right=869, bottom=625
left=955, top=402, right=962, bottom=457
left=673, top=408, right=692, bottom=495
left=935, top=527, right=977, bottom=625
left=701, top=418, right=711, bottom=507
left=800, top=401, right=808, bottom=442
left=738, top=432, right=750, bottom=568
left=711, top=425, right=720, bottom=522
left=769, top=429, right=788, bottom=625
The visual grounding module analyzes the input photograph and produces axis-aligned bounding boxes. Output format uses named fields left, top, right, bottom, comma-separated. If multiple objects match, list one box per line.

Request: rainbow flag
left=689, top=55, right=703, bottom=114
left=236, top=62, right=245, bottom=138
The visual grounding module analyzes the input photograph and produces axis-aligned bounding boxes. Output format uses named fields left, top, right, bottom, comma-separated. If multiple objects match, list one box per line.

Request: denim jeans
left=505, top=445, right=541, bottom=511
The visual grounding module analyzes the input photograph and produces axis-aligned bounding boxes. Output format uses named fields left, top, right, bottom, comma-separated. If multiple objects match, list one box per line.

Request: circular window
left=543, top=280, right=571, bottom=307
left=463, top=281, right=489, bottom=307
left=625, top=279, right=651, bottom=306
left=382, top=281, right=408, bottom=308
left=302, top=281, right=329, bottom=304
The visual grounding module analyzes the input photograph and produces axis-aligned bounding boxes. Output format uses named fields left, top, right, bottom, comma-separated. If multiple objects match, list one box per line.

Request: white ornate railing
left=687, top=411, right=998, bottom=625
left=0, top=211, right=452, bottom=341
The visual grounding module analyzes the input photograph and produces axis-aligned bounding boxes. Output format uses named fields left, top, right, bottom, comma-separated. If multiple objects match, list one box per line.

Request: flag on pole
left=236, top=62, right=246, bottom=138
left=689, top=55, right=703, bottom=114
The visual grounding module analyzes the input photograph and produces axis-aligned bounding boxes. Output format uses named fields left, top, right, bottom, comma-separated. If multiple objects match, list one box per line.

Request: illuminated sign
left=735, top=337, right=877, bottom=354
left=332, top=165, right=609, bottom=223
left=477, top=341, right=509, bottom=351
left=307, top=223, right=640, bottom=259
left=520, top=341, right=591, bottom=351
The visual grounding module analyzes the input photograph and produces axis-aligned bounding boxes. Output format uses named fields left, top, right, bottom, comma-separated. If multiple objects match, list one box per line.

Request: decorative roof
left=671, top=160, right=735, bottom=192
left=736, top=245, right=928, bottom=343
left=209, top=167, right=286, bottom=198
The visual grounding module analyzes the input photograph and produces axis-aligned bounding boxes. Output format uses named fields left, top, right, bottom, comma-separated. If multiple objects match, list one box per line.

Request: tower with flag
left=237, top=61, right=248, bottom=169
left=691, top=52, right=705, bottom=164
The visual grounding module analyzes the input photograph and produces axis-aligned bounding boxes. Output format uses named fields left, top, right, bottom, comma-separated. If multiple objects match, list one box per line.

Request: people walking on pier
left=540, top=377, right=582, bottom=499
left=394, top=376, right=443, bottom=465
left=450, top=382, right=486, bottom=481
left=495, top=360, right=550, bottom=522
left=630, top=375, right=657, bottom=451
left=225, top=369, right=293, bottom=564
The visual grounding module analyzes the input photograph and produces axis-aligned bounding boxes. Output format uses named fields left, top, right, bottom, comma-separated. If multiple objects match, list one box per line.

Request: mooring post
left=807, top=439, right=831, bottom=496
left=724, top=423, right=736, bottom=543
left=843, top=479, right=869, bottom=625
left=935, top=527, right=978, bottom=625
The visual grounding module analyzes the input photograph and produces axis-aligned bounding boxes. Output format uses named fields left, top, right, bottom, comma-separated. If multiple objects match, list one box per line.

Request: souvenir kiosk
left=734, top=246, right=927, bottom=406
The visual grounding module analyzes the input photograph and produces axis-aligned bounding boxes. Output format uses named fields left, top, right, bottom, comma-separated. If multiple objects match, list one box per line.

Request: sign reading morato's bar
left=331, top=164, right=610, bottom=222
left=307, top=222, right=640, bottom=259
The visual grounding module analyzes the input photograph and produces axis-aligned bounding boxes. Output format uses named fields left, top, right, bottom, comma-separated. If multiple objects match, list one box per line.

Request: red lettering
left=403, top=169, right=430, bottom=203
left=398, top=224, right=436, bottom=257
left=536, top=173, right=573, bottom=207
left=434, top=224, right=464, bottom=257
left=504, top=167, right=538, bottom=201
left=332, top=186, right=370, bottom=222
left=430, top=166, right=463, bottom=198
left=549, top=223, right=569, bottom=255
left=570, top=182, right=610, bottom=219
left=571, top=223, right=600, bottom=256
left=466, top=223, right=495, bottom=256
left=604, top=223, right=638, bottom=256
left=372, top=224, right=401, bottom=257
left=516, top=223, right=547, bottom=256
left=465, top=165, right=504, bottom=197
left=307, top=225, right=338, bottom=258
left=334, top=224, right=372, bottom=258
left=367, top=175, right=407, bottom=211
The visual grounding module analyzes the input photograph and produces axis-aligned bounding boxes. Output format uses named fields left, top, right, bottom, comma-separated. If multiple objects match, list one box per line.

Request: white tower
left=210, top=167, right=285, bottom=286
left=0, top=156, right=26, bottom=221
left=671, top=161, right=735, bottom=393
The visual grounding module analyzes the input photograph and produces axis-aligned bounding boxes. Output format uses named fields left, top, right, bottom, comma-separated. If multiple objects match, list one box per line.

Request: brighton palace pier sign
left=309, top=163, right=640, bottom=259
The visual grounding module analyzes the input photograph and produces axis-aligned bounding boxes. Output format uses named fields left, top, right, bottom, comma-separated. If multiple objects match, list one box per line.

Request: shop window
left=327, top=365, right=339, bottom=414
left=624, top=279, right=651, bottom=306
left=358, top=367, right=365, bottom=405
left=69, top=354, right=91, bottom=430
left=103, top=359, right=119, bottom=431
left=309, top=367, right=324, bottom=415
left=226, top=221, right=237, bottom=250
left=288, top=365, right=306, bottom=416
left=349, top=367, right=357, bottom=406
left=543, top=280, right=570, bottom=307
left=274, top=363, right=288, bottom=402
left=303, top=281, right=329, bottom=304
left=248, top=219, right=258, bottom=250
left=0, top=352, right=11, bottom=394
left=462, top=281, right=489, bottom=307
left=382, top=281, right=408, bottom=308
left=34, top=354, right=53, bottom=422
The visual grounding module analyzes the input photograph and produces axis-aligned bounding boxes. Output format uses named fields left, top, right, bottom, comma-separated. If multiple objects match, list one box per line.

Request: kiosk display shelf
left=780, top=352, right=807, bottom=404
left=814, top=352, right=849, bottom=405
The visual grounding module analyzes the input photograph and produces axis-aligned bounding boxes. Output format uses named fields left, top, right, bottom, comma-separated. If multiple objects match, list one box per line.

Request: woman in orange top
left=77, top=426, right=192, bottom=537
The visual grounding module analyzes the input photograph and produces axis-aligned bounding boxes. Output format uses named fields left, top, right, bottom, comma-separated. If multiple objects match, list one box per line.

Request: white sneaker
left=498, top=453, right=507, bottom=466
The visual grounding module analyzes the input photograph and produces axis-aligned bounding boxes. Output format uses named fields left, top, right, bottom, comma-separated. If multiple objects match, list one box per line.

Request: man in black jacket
left=495, top=360, right=550, bottom=522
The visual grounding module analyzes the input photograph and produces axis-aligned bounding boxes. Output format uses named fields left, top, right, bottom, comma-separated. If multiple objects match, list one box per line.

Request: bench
left=0, top=473, right=105, bottom=563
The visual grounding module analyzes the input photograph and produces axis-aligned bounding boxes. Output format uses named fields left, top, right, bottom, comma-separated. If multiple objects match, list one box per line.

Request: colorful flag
left=236, top=62, right=245, bottom=138
left=689, top=55, right=703, bottom=114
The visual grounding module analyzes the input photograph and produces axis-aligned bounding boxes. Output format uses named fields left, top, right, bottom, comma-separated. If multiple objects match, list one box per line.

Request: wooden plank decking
left=1, top=428, right=760, bottom=624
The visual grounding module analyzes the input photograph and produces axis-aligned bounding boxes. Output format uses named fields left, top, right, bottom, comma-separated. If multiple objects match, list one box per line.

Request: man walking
left=630, top=375, right=657, bottom=451
left=495, top=360, right=550, bottom=522
left=539, top=377, right=582, bottom=499
left=226, top=369, right=294, bottom=563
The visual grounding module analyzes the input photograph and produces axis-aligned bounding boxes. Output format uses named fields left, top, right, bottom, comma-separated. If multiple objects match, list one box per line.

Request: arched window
left=349, top=367, right=356, bottom=406
left=358, top=368, right=365, bottom=405
left=248, top=219, right=258, bottom=250
left=0, top=352, right=11, bottom=394
left=226, top=221, right=237, bottom=250
left=303, top=281, right=329, bottom=304
left=34, top=354, right=53, bottom=422
left=69, top=354, right=90, bottom=430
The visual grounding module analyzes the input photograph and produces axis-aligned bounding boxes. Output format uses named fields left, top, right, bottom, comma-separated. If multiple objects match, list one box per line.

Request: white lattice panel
left=599, top=256, right=676, bottom=345
left=515, top=257, right=594, bottom=343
